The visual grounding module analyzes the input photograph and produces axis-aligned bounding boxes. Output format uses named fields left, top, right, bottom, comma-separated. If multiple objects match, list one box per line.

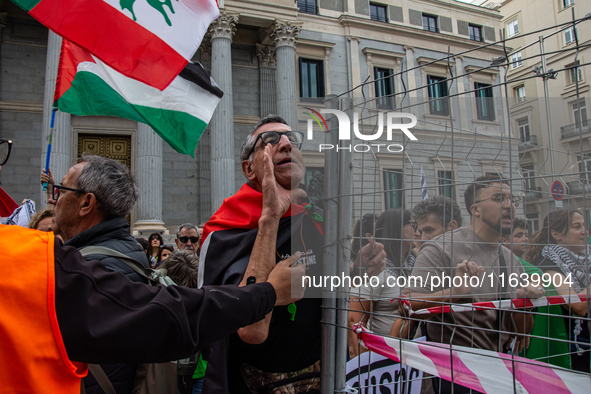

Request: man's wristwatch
left=246, top=276, right=256, bottom=285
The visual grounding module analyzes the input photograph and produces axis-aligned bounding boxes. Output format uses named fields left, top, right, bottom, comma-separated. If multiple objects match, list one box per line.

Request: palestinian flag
left=199, top=183, right=307, bottom=288
left=0, top=187, right=19, bottom=217
left=11, top=0, right=219, bottom=90
left=198, top=183, right=324, bottom=393
left=54, top=39, right=223, bottom=156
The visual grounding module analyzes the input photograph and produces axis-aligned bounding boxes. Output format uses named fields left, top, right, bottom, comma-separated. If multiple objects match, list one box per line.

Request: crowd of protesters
left=2, top=115, right=590, bottom=394
left=348, top=181, right=591, bottom=392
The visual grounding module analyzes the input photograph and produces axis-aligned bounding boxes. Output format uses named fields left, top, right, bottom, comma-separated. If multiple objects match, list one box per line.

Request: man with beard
left=176, top=223, right=200, bottom=256
left=407, top=174, right=531, bottom=394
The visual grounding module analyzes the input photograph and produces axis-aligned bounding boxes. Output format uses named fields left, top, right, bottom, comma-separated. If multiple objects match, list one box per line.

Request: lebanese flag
left=54, top=39, right=223, bottom=156
left=11, top=0, right=219, bottom=90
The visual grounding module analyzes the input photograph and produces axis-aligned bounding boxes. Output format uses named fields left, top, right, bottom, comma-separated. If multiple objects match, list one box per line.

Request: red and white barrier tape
left=411, top=294, right=590, bottom=316
left=352, top=324, right=590, bottom=393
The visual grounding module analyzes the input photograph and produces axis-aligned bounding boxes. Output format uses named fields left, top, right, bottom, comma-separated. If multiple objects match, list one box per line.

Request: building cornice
left=0, top=100, right=43, bottom=113
left=362, top=47, right=405, bottom=60
left=419, top=0, right=503, bottom=19
left=338, top=15, right=506, bottom=56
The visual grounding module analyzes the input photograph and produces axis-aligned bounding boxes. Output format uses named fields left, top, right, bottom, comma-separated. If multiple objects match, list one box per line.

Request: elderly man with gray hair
left=176, top=222, right=200, bottom=255
left=48, top=154, right=150, bottom=393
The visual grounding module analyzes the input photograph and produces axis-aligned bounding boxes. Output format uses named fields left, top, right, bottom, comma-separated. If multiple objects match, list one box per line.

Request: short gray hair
left=76, top=155, right=138, bottom=220
left=239, top=114, right=289, bottom=162
left=412, top=195, right=463, bottom=228
left=176, top=223, right=198, bottom=238
left=161, top=250, right=199, bottom=288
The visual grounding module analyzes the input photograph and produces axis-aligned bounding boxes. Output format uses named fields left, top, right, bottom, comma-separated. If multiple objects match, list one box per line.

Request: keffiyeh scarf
left=541, top=244, right=591, bottom=293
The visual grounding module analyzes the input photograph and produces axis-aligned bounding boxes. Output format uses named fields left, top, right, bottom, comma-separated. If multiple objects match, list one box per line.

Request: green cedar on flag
left=54, top=39, right=223, bottom=157
left=11, top=0, right=219, bottom=90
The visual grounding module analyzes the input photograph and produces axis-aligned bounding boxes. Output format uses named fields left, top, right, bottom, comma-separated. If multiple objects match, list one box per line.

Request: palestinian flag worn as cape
left=11, top=0, right=219, bottom=90
left=198, top=183, right=324, bottom=394
left=198, top=183, right=309, bottom=288
left=54, top=39, right=223, bottom=156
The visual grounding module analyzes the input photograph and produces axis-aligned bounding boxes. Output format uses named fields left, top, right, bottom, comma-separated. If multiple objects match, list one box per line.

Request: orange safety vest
left=0, top=224, right=87, bottom=393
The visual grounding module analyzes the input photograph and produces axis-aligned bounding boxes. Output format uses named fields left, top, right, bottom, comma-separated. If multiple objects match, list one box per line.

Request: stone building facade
left=0, top=0, right=524, bottom=233
left=483, top=0, right=591, bottom=231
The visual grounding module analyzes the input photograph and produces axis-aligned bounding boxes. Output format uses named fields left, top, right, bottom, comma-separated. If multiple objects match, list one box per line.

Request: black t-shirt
left=228, top=213, right=324, bottom=376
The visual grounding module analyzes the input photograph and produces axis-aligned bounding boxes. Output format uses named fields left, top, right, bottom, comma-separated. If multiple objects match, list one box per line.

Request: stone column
left=348, top=37, right=362, bottom=98
left=404, top=46, right=417, bottom=99
left=272, top=21, right=300, bottom=130
left=455, top=56, right=469, bottom=131
left=133, top=123, right=166, bottom=234
left=256, top=44, right=277, bottom=116
left=40, top=32, right=71, bottom=204
left=208, top=12, right=238, bottom=212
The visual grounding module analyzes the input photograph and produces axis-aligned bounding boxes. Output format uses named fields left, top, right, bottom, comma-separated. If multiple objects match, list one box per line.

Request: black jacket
left=64, top=217, right=150, bottom=393
left=52, top=240, right=276, bottom=361
left=65, top=217, right=150, bottom=284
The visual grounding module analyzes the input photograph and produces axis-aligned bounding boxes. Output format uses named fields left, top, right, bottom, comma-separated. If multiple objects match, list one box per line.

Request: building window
left=522, top=165, right=536, bottom=192
left=469, top=24, right=483, bottom=42
left=579, top=155, right=591, bottom=183
left=563, top=0, right=574, bottom=8
left=507, top=19, right=519, bottom=37
left=305, top=167, right=324, bottom=186
left=297, top=0, right=317, bottom=14
left=299, top=58, right=325, bottom=99
left=383, top=169, right=404, bottom=209
left=514, top=85, right=526, bottom=103
left=511, top=52, right=523, bottom=69
left=568, top=61, right=583, bottom=84
left=427, top=75, right=449, bottom=116
left=422, top=14, right=438, bottom=33
left=438, top=170, right=455, bottom=199
left=564, top=26, right=576, bottom=45
left=572, top=99, right=588, bottom=128
left=518, top=118, right=530, bottom=142
left=370, top=3, right=387, bottom=23
left=374, top=67, right=395, bottom=109
left=475, top=82, right=495, bottom=121
left=526, top=213, right=539, bottom=232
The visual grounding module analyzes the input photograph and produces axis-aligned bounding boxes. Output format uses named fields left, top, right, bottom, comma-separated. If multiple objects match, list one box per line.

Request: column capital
left=271, top=20, right=301, bottom=49
left=208, top=12, right=239, bottom=40
left=256, top=44, right=276, bottom=68
left=198, top=36, right=212, bottom=61
left=403, top=45, right=415, bottom=52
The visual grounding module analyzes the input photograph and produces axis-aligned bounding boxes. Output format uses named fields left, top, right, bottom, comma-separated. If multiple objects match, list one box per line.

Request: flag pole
left=42, top=110, right=56, bottom=191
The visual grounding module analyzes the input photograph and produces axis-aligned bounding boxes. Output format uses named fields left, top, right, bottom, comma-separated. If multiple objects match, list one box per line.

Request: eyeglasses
left=52, top=184, right=87, bottom=202
left=0, top=139, right=13, bottom=166
left=246, top=131, right=304, bottom=159
left=475, top=194, right=520, bottom=208
left=160, top=244, right=174, bottom=249
left=178, top=236, right=199, bottom=244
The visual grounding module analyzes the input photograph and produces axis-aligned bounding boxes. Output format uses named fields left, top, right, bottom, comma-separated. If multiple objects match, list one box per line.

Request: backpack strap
left=87, top=364, right=116, bottom=394
left=80, top=245, right=157, bottom=285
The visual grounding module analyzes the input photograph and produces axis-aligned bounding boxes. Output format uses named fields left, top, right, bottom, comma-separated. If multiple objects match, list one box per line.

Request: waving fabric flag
left=11, top=0, right=219, bottom=90
left=54, top=39, right=223, bottom=156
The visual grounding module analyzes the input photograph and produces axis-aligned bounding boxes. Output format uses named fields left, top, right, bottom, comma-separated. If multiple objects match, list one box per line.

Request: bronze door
left=77, top=133, right=131, bottom=169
